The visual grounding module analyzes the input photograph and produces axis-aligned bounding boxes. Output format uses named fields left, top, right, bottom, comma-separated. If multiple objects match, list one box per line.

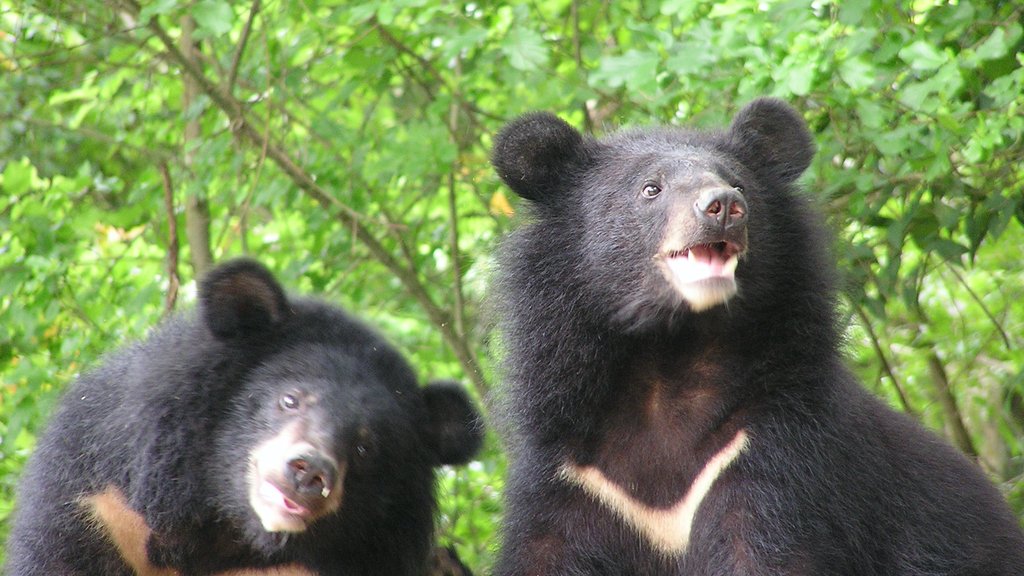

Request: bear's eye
left=733, top=185, right=744, bottom=194
left=354, top=439, right=379, bottom=462
left=353, top=427, right=375, bottom=461
left=641, top=183, right=662, bottom=199
left=279, top=393, right=300, bottom=411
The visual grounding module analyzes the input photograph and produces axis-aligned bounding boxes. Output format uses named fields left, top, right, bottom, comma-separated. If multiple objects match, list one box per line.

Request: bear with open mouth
left=490, top=98, right=1024, bottom=574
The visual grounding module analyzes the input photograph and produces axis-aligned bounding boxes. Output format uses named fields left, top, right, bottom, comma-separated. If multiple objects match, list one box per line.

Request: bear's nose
left=286, top=454, right=338, bottom=499
left=694, top=187, right=747, bottom=230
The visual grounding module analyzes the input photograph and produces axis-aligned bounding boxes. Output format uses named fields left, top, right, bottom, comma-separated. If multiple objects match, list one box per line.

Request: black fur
left=5, top=258, right=483, bottom=576
left=491, top=99, right=1024, bottom=574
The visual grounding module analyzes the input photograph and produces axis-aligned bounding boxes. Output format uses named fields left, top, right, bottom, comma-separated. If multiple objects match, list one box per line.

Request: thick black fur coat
left=6, top=259, right=482, bottom=576
left=490, top=98, right=1024, bottom=575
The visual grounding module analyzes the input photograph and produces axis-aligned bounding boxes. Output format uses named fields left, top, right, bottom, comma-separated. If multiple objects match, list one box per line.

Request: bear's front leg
left=494, top=469, right=616, bottom=576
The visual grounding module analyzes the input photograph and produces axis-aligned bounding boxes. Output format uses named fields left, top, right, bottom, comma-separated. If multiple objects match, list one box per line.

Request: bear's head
left=492, top=98, right=820, bottom=331
left=196, top=260, right=483, bottom=552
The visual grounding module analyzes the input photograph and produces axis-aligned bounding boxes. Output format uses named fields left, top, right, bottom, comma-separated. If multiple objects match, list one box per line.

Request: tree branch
left=571, top=0, right=593, bottom=134
left=9, top=114, right=175, bottom=163
left=943, top=261, right=1012, bottom=350
left=907, top=256, right=978, bottom=460
left=925, top=352, right=979, bottom=460
left=854, top=304, right=916, bottom=418
left=180, top=13, right=214, bottom=277
left=128, top=1, right=487, bottom=395
left=447, top=56, right=466, bottom=339
left=159, top=162, right=181, bottom=316
left=373, top=18, right=503, bottom=127
left=227, top=0, right=261, bottom=96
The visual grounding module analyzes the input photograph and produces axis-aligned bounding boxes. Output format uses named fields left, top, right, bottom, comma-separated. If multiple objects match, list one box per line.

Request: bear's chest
left=561, top=360, right=751, bottom=555
left=573, top=374, right=745, bottom=500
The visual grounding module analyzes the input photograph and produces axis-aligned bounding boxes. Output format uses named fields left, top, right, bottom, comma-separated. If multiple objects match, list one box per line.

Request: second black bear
left=5, top=259, right=483, bottom=576
left=491, top=99, right=1024, bottom=574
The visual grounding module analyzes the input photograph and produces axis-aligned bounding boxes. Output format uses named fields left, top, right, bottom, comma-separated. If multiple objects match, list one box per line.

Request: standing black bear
left=5, top=259, right=483, bottom=576
left=490, top=99, right=1024, bottom=574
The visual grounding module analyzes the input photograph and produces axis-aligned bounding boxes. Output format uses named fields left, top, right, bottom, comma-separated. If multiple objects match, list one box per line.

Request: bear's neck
left=532, top=323, right=829, bottom=511
left=513, top=304, right=837, bottom=454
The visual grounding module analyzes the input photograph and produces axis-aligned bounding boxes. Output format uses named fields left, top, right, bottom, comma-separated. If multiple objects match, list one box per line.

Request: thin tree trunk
left=181, top=13, right=213, bottom=277
left=159, top=162, right=180, bottom=315
left=925, top=352, right=978, bottom=460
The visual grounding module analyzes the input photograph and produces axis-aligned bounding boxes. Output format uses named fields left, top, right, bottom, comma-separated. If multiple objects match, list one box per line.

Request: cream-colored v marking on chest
left=560, top=429, right=749, bottom=556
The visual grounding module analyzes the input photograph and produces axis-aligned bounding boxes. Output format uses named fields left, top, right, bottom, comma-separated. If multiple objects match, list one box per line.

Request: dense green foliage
left=2, top=0, right=1022, bottom=570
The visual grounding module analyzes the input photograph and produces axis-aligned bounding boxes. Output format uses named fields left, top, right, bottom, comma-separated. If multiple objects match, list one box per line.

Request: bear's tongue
left=667, top=244, right=739, bottom=284
left=259, top=480, right=309, bottom=517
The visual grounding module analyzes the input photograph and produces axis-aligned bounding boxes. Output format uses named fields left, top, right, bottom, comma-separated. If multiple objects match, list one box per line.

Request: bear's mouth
left=665, top=242, right=742, bottom=278
left=661, top=241, right=745, bottom=312
left=258, top=479, right=313, bottom=521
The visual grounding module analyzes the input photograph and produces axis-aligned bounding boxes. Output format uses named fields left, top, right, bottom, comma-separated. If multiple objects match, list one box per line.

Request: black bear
left=5, top=259, right=483, bottom=576
left=490, top=99, right=1024, bottom=574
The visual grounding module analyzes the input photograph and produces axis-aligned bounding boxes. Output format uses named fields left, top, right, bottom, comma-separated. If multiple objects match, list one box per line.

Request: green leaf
left=839, top=57, right=875, bottom=92
left=376, top=3, right=397, bottom=25
left=933, top=201, right=960, bottom=230
left=929, top=238, right=968, bottom=262
left=898, top=41, right=947, bottom=71
left=591, top=49, right=660, bottom=92
left=975, top=24, right=1023, bottom=62
left=49, top=83, right=99, bottom=106
left=665, top=41, right=718, bottom=75
left=897, top=79, right=933, bottom=112
left=139, top=0, right=179, bottom=22
left=1, top=158, right=36, bottom=196
left=193, top=0, right=234, bottom=38
left=837, top=0, right=872, bottom=25
left=442, top=28, right=488, bottom=59
left=983, top=191, right=1017, bottom=241
left=659, top=0, right=696, bottom=18
left=708, top=0, right=750, bottom=18
left=874, top=127, right=913, bottom=156
left=68, top=100, right=98, bottom=130
left=501, top=27, right=548, bottom=71
left=898, top=61, right=964, bottom=111
left=345, top=2, right=379, bottom=24
left=778, top=57, right=815, bottom=96
left=983, top=73, right=1023, bottom=108
left=856, top=100, right=886, bottom=129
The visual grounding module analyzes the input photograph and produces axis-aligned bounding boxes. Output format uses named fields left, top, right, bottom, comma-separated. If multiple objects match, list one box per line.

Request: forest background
left=1, top=0, right=1022, bottom=571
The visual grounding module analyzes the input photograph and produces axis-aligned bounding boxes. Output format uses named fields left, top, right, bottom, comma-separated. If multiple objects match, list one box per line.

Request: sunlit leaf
left=975, top=24, right=1022, bottom=62
left=501, top=26, right=548, bottom=71
left=193, top=0, right=234, bottom=38
left=899, top=41, right=947, bottom=71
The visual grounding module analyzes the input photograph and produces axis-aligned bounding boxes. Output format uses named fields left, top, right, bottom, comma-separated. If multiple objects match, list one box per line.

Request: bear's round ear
left=492, top=112, right=587, bottom=203
left=421, top=380, right=484, bottom=466
left=727, top=98, right=815, bottom=185
left=199, top=258, right=291, bottom=341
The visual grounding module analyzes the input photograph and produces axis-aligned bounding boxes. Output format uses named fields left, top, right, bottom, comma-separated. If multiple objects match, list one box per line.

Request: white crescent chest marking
left=560, top=429, right=749, bottom=556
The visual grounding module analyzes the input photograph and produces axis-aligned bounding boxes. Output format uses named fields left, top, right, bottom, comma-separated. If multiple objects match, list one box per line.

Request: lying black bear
left=491, top=99, right=1024, bottom=574
left=5, top=259, right=482, bottom=576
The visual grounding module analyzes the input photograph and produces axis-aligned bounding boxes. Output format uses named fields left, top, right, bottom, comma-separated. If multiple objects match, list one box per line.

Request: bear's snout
left=694, top=186, right=747, bottom=232
left=286, top=453, right=338, bottom=500
left=247, top=422, right=347, bottom=533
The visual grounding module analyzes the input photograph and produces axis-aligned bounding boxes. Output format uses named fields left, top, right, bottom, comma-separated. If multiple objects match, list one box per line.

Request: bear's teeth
left=722, top=254, right=738, bottom=276
left=667, top=247, right=738, bottom=283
